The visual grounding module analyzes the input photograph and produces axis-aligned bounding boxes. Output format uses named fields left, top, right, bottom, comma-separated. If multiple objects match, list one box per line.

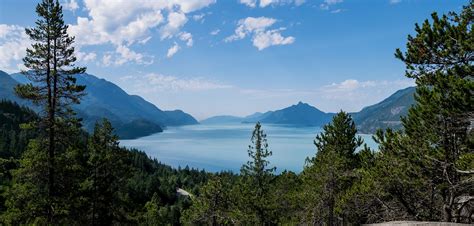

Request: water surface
left=120, top=123, right=378, bottom=173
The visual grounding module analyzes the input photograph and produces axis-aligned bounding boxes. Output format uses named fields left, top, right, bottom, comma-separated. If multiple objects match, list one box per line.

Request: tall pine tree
left=394, top=1, right=473, bottom=222
left=238, top=122, right=276, bottom=225
left=9, top=0, right=86, bottom=223
left=302, top=111, right=364, bottom=225
left=82, top=119, right=130, bottom=225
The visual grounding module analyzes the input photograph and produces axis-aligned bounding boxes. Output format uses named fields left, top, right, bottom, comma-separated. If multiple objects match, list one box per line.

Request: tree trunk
left=328, top=171, right=335, bottom=226
left=46, top=19, right=54, bottom=223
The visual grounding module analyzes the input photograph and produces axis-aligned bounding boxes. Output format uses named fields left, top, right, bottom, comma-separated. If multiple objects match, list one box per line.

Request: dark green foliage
left=183, top=123, right=286, bottom=225
left=82, top=119, right=131, bottom=224
left=272, top=170, right=303, bottom=224
left=301, top=111, right=365, bottom=225
left=0, top=100, right=38, bottom=215
left=181, top=173, right=238, bottom=225
left=347, top=2, right=474, bottom=223
left=238, top=122, right=277, bottom=225
left=0, top=100, right=38, bottom=159
left=0, top=103, right=210, bottom=224
left=115, top=119, right=163, bottom=139
left=124, top=150, right=209, bottom=224
left=393, top=2, right=473, bottom=222
left=1, top=0, right=473, bottom=225
left=1, top=127, right=87, bottom=224
left=12, top=0, right=86, bottom=223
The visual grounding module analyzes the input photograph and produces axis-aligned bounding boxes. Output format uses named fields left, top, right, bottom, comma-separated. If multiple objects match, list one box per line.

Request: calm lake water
left=120, top=123, right=378, bottom=173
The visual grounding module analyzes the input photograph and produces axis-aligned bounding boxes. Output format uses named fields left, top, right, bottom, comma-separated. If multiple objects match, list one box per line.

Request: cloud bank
left=225, top=17, right=295, bottom=50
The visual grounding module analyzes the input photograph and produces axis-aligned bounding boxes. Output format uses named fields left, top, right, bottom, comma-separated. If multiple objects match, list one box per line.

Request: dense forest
left=0, top=0, right=473, bottom=225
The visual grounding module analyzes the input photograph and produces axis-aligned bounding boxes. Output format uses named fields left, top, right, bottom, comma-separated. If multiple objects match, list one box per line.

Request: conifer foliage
left=12, top=0, right=86, bottom=223
left=0, top=0, right=472, bottom=225
left=393, top=2, right=473, bottom=221
left=302, top=111, right=365, bottom=225
left=238, top=122, right=276, bottom=225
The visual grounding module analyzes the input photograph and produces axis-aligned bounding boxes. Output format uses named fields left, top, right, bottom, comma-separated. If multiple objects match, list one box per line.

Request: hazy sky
left=0, top=0, right=467, bottom=119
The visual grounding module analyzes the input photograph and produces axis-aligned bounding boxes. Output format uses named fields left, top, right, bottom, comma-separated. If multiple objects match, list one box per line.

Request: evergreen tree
left=4, top=0, right=86, bottom=223
left=181, top=174, right=237, bottom=225
left=351, top=129, right=436, bottom=222
left=302, top=111, right=363, bottom=225
left=272, top=170, right=302, bottom=224
left=238, top=122, right=276, bottom=225
left=392, top=1, right=473, bottom=222
left=340, top=2, right=474, bottom=223
left=141, top=193, right=169, bottom=225
left=82, top=119, right=131, bottom=225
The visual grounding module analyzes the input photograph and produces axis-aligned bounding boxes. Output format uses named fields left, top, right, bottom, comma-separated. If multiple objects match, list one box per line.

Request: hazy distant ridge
left=352, top=86, right=416, bottom=133
left=1, top=70, right=198, bottom=139
left=202, top=88, right=416, bottom=133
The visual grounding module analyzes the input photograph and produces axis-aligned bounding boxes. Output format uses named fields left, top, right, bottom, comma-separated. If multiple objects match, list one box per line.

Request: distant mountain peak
left=295, top=101, right=306, bottom=106
left=259, top=101, right=333, bottom=126
left=294, top=101, right=310, bottom=107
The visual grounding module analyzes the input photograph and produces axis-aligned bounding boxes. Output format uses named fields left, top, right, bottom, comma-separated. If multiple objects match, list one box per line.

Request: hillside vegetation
left=0, top=0, right=472, bottom=225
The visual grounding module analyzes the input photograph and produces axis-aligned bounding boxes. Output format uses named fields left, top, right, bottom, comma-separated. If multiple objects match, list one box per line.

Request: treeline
left=180, top=2, right=473, bottom=224
left=0, top=1, right=209, bottom=224
left=0, top=100, right=210, bottom=224
left=0, top=0, right=473, bottom=225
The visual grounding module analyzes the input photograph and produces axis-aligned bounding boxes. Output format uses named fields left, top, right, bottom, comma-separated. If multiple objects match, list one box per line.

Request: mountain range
left=351, top=86, right=416, bottom=133
left=202, top=87, right=416, bottom=133
left=1, top=70, right=198, bottom=139
left=1, top=69, right=417, bottom=136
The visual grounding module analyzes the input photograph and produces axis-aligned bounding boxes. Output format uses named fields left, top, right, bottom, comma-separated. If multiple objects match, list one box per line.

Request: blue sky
left=0, top=0, right=467, bottom=119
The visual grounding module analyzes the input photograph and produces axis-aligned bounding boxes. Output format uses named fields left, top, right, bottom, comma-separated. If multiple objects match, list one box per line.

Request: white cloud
left=320, top=0, right=343, bottom=10
left=115, top=45, right=151, bottom=65
left=192, top=13, right=205, bottom=22
left=225, top=17, right=294, bottom=50
left=1, top=0, right=216, bottom=69
left=323, top=79, right=376, bottom=91
left=239, top=0, right=305, bottom=8
left=210, top=29, right=220, bottom=35
left=259, top=0, right=275, bottom=7
left=139, top=36, right=152, bottom=44
left=67, top=0, right=216, bottom=66
left=0, top=24, right=21, bottom=38
left=160, top=12, right=188, bottom=40
left=179, top=32, right=193, bottom=47
left=62, top=0, right=79, bottom=12
left=225, top=17, right=276, bottom=42
left=320, top=79, right=414, bottom=100
left=331, top=9, right=344, bottom=14
left=294, top=0, right=306, bottom=6
left=76, top=51, right=97, bottom=63
left=0, top=24, right=31, bottom=72
left=253, top=28, right=295, bottom=50
left=240, top=0, right=257, bottom=7
left=239, top=79, right=415, bottom=112
left=102, top=54, right=113, bottom=66
left=98, top=46, right=152, bottom=66
left=117, top=11, right=164, bottom=45
left=167, top=43, right=180, bottom=58
left=123, top=73, right=232, bottom=92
